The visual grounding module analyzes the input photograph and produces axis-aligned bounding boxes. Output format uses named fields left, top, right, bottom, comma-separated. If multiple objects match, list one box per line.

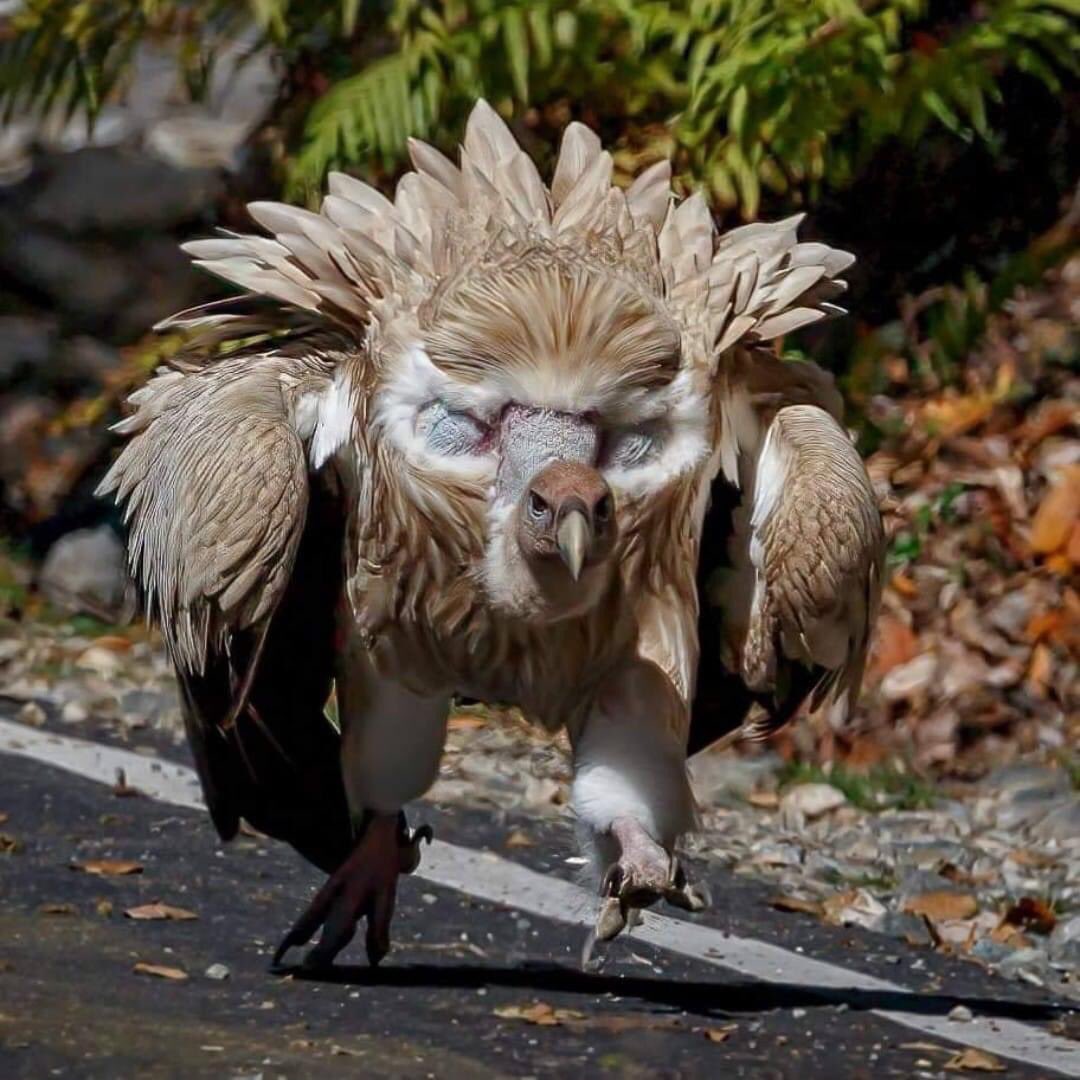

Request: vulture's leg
left=570, top=661, right=706, bottom=946
left=274, top=644, right=449, bottom=968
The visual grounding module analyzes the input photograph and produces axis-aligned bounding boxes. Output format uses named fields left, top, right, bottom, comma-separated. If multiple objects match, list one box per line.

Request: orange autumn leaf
left=1002, top=896, right=1056, bottom=935
left=132, top=962, right=188, bottom=981
left=902, top=891, right=978, bottom=921
left=124, top=902, right=198, bottom=922
left=1030, top=466, right=1080, bottom=555
left=71, top=859, right=143, bottom=877
left=873, top=614, right=919, bottom=676
left=1068, top=521, right=1080, bottom=565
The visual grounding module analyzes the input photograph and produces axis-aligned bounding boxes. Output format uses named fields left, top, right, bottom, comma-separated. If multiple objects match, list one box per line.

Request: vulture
left=98, top=101, right=884, bottom=967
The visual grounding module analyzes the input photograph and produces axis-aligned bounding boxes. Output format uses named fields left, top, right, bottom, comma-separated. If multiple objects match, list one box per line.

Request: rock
left=204, top=963, right=230, bottom=981
left=0, top=227, right=134, bottom=333
left=970, top=938, right=1016, bottom=966
left=24, top=147, right=223, bottom=234
left=16, top=701, right=46, bottom=727
left=1031, top=799, right=1080, bottom=842
left=60, top=701, right=89, bottom=724
left=948, top=1004, right=974, bottom=1022
left=871, top=910, right=934, bottom=946
left=39, top=526, right=129, bottom=617
left=0, top=316, right=58, bottom=387
left=780, top=783, right=847, bottom=828
left=879, top=652, right=938, bottom=701
left=822, top=888, right=886, bottom=930
left=689, top=751, right=782, bottom=804
left=995, top=946, right=1051, bottom=984
left=987, top=763, right=1072, bottom=799
left=748, top=840, right=804, bottom=869
left=893, top=840, right=972, bottom=870
left=0, top=222, right=206, bottom=340
left=994, top=787, right=1070, bottom=831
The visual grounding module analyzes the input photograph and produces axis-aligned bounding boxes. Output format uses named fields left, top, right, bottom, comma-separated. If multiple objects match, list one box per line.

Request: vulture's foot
left=593, top=817, right=708, bottom=943
left=272, top=811, right=432, bottom=969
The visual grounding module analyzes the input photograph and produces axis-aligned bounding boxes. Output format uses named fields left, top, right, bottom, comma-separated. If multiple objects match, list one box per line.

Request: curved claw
left=272, top=812, right=430, bottom=970
left=399, top=823, right=434, bottom=874
left=591, top=850, right=709, bottom=945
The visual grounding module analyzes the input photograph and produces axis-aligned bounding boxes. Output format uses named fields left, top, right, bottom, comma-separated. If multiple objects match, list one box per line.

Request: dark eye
left=594, top=494, right=612, bottom=523
left=527, top=490, right=549, bottom=521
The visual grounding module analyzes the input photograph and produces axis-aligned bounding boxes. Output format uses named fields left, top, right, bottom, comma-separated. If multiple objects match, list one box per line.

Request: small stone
left=39, top=526, right=129, bottom=617
left=879, top=652, right=937, bottom=701
left=1031, top=800, right=1080, bottom=842
left=871, top=911, right=934, bottom=947
left=204, top=963, right=230, bottom=981
left=60, top=701, right=89, bottom=724
left=16, top=701, right=46, bottom=727
left=948, top=1004, right=973, bottom=1022
left=780, top=783, right=847, bottom=828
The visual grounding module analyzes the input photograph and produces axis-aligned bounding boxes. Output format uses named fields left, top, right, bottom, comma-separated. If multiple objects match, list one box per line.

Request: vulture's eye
left=527, top=490, right=550, bottom=522
left=417, top=401, right=492, bottom=456
left=602, top=423, right=662, bottom=469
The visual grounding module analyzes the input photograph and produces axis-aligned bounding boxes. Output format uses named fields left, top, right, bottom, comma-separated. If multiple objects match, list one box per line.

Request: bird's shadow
left=277, top=959, right=1064, bottom=1025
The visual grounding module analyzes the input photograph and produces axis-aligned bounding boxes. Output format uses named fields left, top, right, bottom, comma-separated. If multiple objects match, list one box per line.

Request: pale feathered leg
left=274, top=638, right=449, bottom=968
left=570, top=661, right=705, bottom=951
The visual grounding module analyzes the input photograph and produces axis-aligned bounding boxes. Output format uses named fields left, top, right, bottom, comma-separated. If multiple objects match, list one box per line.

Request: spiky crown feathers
left=166, top=100, right=853, bottom=382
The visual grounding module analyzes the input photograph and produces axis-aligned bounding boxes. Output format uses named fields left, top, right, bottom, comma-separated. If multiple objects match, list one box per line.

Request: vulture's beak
left=556, top=510, right=590, bottom=581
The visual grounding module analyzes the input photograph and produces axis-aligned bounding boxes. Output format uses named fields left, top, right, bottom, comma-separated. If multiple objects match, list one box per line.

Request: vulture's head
left=374, top=249, right=710, bottom=623
left=179, top=100, right=851, bottom=626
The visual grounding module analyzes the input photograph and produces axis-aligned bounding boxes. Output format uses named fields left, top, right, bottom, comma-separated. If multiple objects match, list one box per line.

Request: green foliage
left=3, top=0, right=1077, bottom=218
left=778, top=759, right=937, bottom=812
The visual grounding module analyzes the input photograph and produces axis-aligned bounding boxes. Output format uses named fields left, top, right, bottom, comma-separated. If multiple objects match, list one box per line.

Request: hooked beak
left=556, top=510, right=590, bottom=581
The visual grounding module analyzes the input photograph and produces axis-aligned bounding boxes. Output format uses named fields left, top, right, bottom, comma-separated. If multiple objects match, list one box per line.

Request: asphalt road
left=0, top=703, right=1078, bottom=1079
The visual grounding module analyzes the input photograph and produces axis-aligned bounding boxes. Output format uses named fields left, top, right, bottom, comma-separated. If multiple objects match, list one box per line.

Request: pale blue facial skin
left=418, top=399, right=662, bottom=503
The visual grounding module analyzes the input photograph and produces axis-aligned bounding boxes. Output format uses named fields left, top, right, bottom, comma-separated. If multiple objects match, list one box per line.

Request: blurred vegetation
left=4, top=0, right=1077, bottom=215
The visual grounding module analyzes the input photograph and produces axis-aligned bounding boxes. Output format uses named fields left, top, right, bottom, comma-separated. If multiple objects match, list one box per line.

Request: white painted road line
left=1, top=715, right=1077, bottom=1077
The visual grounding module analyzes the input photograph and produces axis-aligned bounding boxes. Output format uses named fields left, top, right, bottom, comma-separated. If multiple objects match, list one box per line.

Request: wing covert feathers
left=96, top=356, right=328, bottom=674
left=704, top=402, right=884, bottom=748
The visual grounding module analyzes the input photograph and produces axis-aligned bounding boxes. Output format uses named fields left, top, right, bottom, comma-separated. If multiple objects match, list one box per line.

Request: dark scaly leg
left=273, top=811, right=432, bottom=968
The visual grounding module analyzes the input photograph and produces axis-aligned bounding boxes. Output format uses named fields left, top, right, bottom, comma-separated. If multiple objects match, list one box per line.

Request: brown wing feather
left=691, top=361, right=884, bottom=755
left=98, top=351, right=354, bottom=870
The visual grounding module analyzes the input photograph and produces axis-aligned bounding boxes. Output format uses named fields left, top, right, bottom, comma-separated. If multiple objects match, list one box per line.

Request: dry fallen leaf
left=873, top=613, right=920, bottom=676
left=124, top=902, right=198, bottom=922
left=39, top=902, right=76, bottom=916
left=132, top=962, right=188, bottom=981
left=494, top=1003, right=586, bottom=1026
left=504, top=829, right=534, bottom=848
left=702, top=1025, right=738, bottom=1043
left=0, top=833, right=22, bottom=855
left=768, top=894, right=824, bottom=917
left=1030, top=465, right=1080, bottom=555
left=71, top=859, right=143, bottom=877
left=747, top=790, right=780, bottom=809
left=1001, top=896, right=1056, bottom=936
left=902, top=891, right=978, bottom=922
left=945, top=1047, right=1006, bottom=1072
left=90, top=635, right=132, bottom=653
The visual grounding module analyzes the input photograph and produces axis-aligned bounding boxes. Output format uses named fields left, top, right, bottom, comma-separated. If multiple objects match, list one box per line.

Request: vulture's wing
left=97, top=344, right=355, bottom=871
left=690, top=350, right=884, bottom=755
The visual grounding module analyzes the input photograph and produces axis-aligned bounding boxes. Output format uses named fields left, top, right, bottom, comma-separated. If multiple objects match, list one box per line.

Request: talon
left=595, top=895, right=627, bottom=941
left=273, top=811, right=423, bottom=969
left=398, top=822, right=433, bottom=874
